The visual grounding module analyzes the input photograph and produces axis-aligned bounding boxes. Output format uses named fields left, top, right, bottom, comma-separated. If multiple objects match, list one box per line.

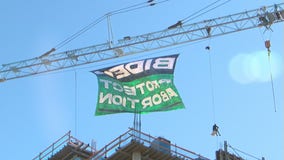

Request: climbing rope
left=205, top=40, right=222, bottom=149
left=206, top=45, right=216, bottom=123
left=205, top=27, right=217, bottom=126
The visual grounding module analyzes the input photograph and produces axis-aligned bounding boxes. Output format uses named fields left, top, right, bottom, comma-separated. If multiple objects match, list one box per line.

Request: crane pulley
left=0, top=3, right=283, bottom=82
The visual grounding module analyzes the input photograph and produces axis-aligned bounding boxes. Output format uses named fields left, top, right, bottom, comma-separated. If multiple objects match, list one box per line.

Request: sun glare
left=229, top=51, right=283, bottom=84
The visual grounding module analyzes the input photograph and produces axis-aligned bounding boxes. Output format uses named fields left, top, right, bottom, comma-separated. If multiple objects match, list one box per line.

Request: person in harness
left=211, top=124, right=221, bottom=136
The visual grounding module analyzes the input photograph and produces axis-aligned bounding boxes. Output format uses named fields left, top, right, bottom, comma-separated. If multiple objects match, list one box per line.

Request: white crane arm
left=0, top=3, right=283, bottom=82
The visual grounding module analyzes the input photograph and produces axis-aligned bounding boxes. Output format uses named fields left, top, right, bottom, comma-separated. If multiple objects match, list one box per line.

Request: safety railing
left=32, top=131, right=95, bottom=160
left=33, top=128, right=209, bottom=160
left=32, top=131, right=71, bottom=160
left=92, top=128, right=210, bottom=160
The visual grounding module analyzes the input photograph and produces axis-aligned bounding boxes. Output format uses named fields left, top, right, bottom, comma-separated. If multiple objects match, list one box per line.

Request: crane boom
left=0, top=3, right=283, bottom=82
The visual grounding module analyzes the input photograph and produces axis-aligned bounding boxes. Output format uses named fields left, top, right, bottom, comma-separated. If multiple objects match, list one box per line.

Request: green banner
left=92, top=54, right=185, bottom=116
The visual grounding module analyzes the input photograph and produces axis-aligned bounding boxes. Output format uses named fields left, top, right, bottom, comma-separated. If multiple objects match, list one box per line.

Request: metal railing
left=92, top=128, right=210, bottom=160
left=33, top=128, right=210, bottom=160
left=32, top=131, right=71, bottom=160
left=32, top=131, right=95, bottom=160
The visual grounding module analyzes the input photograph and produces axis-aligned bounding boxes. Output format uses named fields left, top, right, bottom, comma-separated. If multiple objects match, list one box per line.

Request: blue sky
left=0, top=0, right=283, bottom=159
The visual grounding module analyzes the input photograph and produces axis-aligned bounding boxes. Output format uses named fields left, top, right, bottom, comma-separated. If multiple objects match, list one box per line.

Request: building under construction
left=33, top=128, right=247, bottom=160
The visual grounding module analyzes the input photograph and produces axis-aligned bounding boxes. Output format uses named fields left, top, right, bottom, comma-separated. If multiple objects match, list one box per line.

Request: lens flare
left=229, top=51, right=282, bottom=84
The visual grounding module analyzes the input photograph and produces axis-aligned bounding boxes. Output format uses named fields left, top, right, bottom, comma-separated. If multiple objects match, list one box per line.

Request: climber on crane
left=211, top=124, right=221, bottom=136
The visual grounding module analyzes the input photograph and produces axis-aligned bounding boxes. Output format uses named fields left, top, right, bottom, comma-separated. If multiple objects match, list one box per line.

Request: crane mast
left=0, top=3, right=283, bottom=82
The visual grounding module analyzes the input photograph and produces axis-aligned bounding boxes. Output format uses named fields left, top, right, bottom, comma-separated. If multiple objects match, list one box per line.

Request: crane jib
left=0, top=3, right=283, bottom=82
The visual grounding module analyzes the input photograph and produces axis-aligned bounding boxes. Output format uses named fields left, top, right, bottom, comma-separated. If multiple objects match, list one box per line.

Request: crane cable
left=257, top=6, right=277, bottom=112
left=265, top=40, right=277, bottom=112
left=181, top=0, right=222, bottom=22
left=74, top=70, right=78, bottom=137
left=53, top=0, right=168, bottom=50
left=182, top=0, right=232, bottom=24
left=167, top=0, right=231, bottom=29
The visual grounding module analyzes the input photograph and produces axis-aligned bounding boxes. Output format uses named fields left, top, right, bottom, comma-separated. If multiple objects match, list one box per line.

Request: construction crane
left=0, top=3, right=283, bottom=82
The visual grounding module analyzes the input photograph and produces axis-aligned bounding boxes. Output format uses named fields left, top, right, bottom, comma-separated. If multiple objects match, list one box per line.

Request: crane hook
left=265, top=40, right=271, bottom=55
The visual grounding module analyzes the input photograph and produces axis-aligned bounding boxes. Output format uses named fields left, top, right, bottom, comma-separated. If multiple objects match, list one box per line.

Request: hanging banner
left=92, top=54, right=185, bottom=116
